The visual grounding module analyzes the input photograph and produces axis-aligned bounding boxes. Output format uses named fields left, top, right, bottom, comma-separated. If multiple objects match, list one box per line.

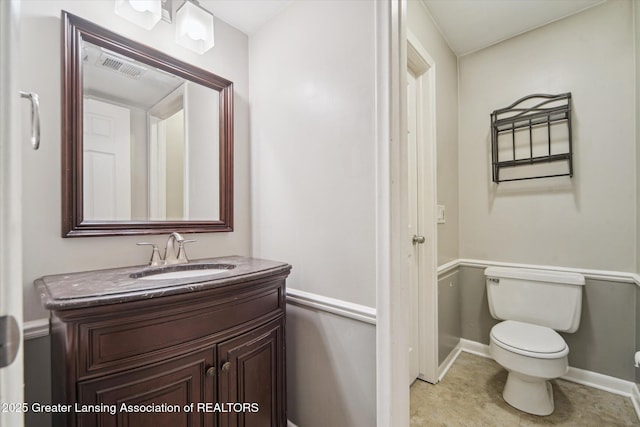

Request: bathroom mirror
left=61, top=11, right=233, bottom=237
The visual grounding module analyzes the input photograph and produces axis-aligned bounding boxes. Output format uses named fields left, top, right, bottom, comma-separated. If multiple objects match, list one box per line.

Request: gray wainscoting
left=459, top=265, right=637, bottom=382
left=286, top=304, right=376, bottom=427
left=24, top=264, right=640, bottom=426
left=23, top=291, right=377, bottom=427
left=438, top=270, right=461, bottom=365
left=24, top=335, right=52, bottom=427
left=458, top=266, right=498, bottom=345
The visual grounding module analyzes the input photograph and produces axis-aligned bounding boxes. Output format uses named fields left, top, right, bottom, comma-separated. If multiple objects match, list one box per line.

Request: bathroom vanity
left=35, top=256, right=291, bottom=427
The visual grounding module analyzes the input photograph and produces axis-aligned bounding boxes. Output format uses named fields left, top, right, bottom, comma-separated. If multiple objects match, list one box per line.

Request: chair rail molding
left=286, top=288, right=377, bottom=325
left=25, top=288, right=378, bottom=343
left=23, top=318, right=49, bottom=340
left=438, top=258, right=640, bottom=287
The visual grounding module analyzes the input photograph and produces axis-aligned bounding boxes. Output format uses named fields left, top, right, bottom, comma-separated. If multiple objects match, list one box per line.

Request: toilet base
left=502, top=371, right=554, bottom=416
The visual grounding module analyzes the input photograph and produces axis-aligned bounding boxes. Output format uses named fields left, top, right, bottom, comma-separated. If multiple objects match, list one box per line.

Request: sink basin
left=130, top=263, right=235, bottom=281
left=36, top=256, right=291, bottom=308
left=138, top=269, right=228, bottom=280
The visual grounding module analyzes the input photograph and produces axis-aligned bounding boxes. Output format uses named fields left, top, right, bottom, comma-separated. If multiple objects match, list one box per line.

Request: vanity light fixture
left=114, top=0, right=214, bottom=55
left=175, top=0, right=215, bottom=54
left=114, top=0, right=163, bottom=30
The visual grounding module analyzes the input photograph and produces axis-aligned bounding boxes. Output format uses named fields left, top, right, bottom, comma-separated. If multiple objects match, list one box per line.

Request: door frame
left=406, top=67, right=421, bottom=383
left=0, top=0, right=25, bottom=425
left=148, top=85, right=184, bottom=220
left=406, top=30, right=438, bottom=384
left=376, top=0, right=439, bottom=424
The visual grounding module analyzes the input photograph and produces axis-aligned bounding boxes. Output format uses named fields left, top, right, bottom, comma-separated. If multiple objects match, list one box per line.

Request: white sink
left=131, top=263, right=235, bottom=281
left=138, top=269, right=228, bottom=281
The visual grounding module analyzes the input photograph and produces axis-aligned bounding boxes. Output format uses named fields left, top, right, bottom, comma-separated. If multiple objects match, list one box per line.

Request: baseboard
left=459, top=338, right=491, bottom=358
left=438, top=340, right=462, bottom=382
left=564, top=366, right=640, bottom=422
left=563, top=366, right=638, bottom=397
left=458, top=339, right=638, bottom=404
left=632, top=384, right=640, bottom=422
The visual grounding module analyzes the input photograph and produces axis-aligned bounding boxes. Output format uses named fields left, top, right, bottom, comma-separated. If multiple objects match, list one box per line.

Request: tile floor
left=410, top=352, right=639, bottom=426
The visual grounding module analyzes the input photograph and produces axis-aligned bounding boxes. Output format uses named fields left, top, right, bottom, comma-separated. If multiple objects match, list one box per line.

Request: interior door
left=83, top=98, right=131, bottom=220
left=407, top=33, right=438, bottom=385
left=407, top=69, right=421, bottom=383
left=0, top=1, right=25, bottom=426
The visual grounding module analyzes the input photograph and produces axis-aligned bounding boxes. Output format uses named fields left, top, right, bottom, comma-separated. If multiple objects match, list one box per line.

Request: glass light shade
left=175, top=1, right=215, bottom=54
left=115, top=0, right=162, bottom=30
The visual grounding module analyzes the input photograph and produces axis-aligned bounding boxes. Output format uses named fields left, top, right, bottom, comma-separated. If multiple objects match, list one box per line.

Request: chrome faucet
left=164, top=232, right=187, bottom=264
left=137, top=232, right=196, bottom=266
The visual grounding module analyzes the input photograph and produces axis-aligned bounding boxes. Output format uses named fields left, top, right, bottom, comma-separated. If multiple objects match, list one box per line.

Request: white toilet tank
left=485, top=266, right=585, bottom=333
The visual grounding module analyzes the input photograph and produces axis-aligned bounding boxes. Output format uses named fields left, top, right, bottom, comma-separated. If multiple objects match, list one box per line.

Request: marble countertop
left=35, top=256, right=291, bottom=310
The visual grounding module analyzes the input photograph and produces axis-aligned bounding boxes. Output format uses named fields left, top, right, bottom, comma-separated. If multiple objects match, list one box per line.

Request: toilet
left=485, top=266, right=585, bottom=416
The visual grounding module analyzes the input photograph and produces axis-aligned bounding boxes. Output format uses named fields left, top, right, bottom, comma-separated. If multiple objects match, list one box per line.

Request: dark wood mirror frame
left=61, top=11, right=233, bottom=237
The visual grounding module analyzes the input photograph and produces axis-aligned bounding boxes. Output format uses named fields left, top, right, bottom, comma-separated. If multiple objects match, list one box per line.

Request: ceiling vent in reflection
left=96, top=52, right=147, bottom=79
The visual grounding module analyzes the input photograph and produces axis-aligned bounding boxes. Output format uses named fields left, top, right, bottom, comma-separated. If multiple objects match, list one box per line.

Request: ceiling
left=199, top=0, right=292, bottom=35
left=421, top=0, right=606, bottom=56
left=196, top=0, right=606, bottom=57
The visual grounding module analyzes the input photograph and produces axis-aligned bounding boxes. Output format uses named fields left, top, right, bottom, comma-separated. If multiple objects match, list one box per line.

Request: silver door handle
left=0, top=315, right=20, bottom=368
left=412, top=235, right=425, bottom=245
left=20, top=91, right=40, bottom=150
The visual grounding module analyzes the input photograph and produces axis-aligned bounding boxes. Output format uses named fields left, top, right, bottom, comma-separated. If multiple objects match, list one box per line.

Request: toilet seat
left=491, top=320, right=568, bottom=359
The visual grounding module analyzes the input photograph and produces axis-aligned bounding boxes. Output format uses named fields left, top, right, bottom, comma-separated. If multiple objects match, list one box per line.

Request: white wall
left=458, top=0, right=636, bottom=272
left=130, top=107, right=149, bottom=220
left=250, top=0, right=377, bottom=308
left=185, top=81, right=220, bottom=220
left=249, top=1, right=378, bottom=425
left=407, top=0, right=459, bottom=266
left=20, top=0, right=250, bottom=321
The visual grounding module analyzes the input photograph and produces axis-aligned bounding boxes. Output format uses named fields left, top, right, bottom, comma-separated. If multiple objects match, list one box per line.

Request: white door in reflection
left=83, top=98, right=131, bottom=220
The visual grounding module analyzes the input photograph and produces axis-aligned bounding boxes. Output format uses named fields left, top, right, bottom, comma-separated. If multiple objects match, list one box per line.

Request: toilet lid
left=491, top=320, right=567, bottom=356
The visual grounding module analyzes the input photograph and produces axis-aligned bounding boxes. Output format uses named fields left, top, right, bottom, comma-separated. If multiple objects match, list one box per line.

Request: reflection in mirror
left=61, top=11, right=233, bottom=237
left=81, top=40, right=220, bottom=221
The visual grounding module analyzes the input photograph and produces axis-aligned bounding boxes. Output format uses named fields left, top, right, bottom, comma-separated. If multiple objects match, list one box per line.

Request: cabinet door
left=217, top=318, right=285, bottom=427
left=77, top=348, right=216, bottom=427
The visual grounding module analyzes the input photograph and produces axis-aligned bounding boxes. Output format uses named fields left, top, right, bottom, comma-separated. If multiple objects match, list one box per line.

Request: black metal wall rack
left=490, top=93, right=573, bottom=183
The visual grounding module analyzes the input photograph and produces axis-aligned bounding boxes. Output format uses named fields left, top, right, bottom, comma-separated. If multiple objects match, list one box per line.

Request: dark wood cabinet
left=77, top=348, right=216, bottom=427
left=218, top=318, right=285, bottom=427
left=42, top=262, right=290, bottom=427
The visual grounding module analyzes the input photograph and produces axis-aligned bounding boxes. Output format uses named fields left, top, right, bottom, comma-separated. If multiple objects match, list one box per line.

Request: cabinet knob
left=206, top=366, right=216, bottom=377
left=221, top=361, right=231, bottom=373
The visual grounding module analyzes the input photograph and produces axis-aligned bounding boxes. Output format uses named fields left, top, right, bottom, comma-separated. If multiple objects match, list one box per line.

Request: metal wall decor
left=490, top=93, right=573, bottom=183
